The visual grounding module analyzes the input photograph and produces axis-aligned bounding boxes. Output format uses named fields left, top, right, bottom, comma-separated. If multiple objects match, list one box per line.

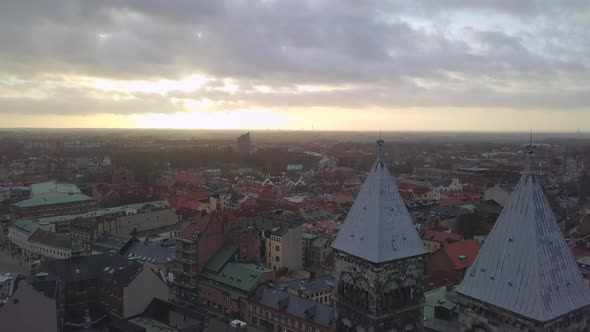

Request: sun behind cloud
left=132, top=109, right=290, bottom=130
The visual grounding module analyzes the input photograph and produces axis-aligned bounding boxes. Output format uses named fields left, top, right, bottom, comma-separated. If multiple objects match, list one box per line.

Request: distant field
left=0, top=128, right=589, bottom=144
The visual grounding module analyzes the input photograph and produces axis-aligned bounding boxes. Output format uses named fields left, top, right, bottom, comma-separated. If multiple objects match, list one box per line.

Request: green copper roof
left=311, top=236, right=329, bottom=248
left=201, top=244, right=270, bottom=294
left=30, top=181, right=81, bottom=197
left=424, top=286, right=448, bottom=319
left=302, top=232, right=318, bottom=240
left=13, top=219, right=39, bottom=234
left=17, top=200, right=168, bottom=224
left=201, top=262, right=270, bottom=294
left=13, top=193, right=95, bottom=208
left=204, top=245, right=238, bottom=273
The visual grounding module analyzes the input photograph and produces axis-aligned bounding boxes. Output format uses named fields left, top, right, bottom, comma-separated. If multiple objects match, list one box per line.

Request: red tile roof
left=167, top=194, right=207, bottom=211
left=421, top=229, right=461, bottom=243
left=439, top=197, right=466, bottom=207
left=412, top=187, right=431, bottom=196
left=175, top=172, right=201, bottom=186
left=179, top=213, right=211, bottom=239
left=398, top=189, right=415, bottom=202
left=443, top=240, right=481, bottom=270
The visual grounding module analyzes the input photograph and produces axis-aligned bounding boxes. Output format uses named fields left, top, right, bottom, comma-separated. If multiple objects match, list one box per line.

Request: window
left=275, top=245, right=280, bottom=251
left=275, top=256, right=280, bottom=262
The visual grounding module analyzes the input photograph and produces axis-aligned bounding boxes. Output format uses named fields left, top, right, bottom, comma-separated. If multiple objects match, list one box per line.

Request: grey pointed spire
left=456, top=142, right=590, bottom=322
left=331, top=139, right=427, bottom=263
left=376, top=137, right=384, bottom=163
left=524, top=130, right=536, bottom=174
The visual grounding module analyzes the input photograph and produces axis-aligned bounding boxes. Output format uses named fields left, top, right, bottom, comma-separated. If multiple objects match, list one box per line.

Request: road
left=0, top=230, right=28, bottom=276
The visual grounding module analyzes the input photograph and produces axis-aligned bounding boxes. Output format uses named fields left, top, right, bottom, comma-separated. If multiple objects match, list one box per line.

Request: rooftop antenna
left=376, top=132, right=384, bottom=164
left=525, top=129, right=536, bottom=174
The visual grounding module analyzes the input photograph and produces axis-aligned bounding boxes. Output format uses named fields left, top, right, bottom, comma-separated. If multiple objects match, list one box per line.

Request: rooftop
left=93, top=232, right=134, bottom=250
left=128, top=317, right=180, bottom=332
left=331, top=139, right=427, bottom=263
left=18, top=200, right=169, bottom=224
left=456, top=152, right=590, bottom=323
left=204, top=245, right=238, bottom=273
left=28, top=228, right=72, bottom=249
left=31, top=253, right=143, bottom=297
left=13, top=193, right=95, bottom=208
left=0, top=280, right=57, bottom=332
left=424, top=286, right=449, bottom=320
left=250, top=283, right=333, bottom=327
left=421, top=229, right=461, bottom=244
left=201, top=245, right=270, bottom=294
left=30, top=181, right=81, bottom=198
left=311, top=236, right=329, bottom=248
left=440, top=240, right=480, bottom=270
left=12, top=219, right=39, bottom=234
left=278, top=275, right=334, bottom=296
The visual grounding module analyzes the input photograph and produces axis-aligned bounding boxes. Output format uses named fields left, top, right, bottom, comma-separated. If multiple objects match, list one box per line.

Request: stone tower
left=456, top=141, right=590, bottom=331
left=332, top=139, right=428, bottom=332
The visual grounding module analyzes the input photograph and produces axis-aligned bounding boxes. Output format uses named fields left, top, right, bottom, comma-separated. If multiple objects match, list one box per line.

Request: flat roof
left=30, top=181, right=81, bottom=197
left=13, top=193, right=95, bottom=208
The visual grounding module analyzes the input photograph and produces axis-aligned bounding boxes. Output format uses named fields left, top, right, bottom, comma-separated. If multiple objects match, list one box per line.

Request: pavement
left=0, top=231, right=28, bottom=276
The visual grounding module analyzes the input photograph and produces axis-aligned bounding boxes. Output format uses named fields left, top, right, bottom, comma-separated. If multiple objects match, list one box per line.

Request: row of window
left=250, top=306, right=322, bottom=332
left=31, top=245, right=69, bottom=258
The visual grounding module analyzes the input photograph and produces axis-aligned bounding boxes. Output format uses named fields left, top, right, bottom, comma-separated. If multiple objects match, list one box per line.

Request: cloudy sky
left=1, top=0, right=589, bottom=131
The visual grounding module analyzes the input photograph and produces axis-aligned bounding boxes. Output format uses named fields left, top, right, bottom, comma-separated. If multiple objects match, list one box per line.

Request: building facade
left=266, top=225, right=303, bottom=272
left=11, top=194, right=97, bottom=219
left=170, top=214, right=227, bottom=308
left=236, top=132, right=251, bottom=156
left=331, top=140, right=428, bottom=332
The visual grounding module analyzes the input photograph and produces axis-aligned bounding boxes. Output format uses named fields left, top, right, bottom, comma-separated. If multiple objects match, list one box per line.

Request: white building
left=8, top=220, right=72, bottom=259
left=483, top=184, right=512, bottom=207
left=430, top=178, right=463, bottom=200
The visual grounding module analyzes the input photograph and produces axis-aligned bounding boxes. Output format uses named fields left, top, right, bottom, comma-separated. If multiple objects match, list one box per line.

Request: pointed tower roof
left=456, top=142, right=590, bottom=323
left=331, top=139, right=427, bottom=264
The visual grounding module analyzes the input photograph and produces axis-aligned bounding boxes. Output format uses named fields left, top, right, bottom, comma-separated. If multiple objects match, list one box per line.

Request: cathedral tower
left=332, top=139, right=428, bottom=332
left=456, top=140, right=590, bottom=331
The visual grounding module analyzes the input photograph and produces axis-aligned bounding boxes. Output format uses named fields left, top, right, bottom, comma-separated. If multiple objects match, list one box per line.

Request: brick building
left=426, top=239, right=480, bottom=289
left=170, top=213, right=227, bottom=308
left=198, top=245, right=274, bottom=320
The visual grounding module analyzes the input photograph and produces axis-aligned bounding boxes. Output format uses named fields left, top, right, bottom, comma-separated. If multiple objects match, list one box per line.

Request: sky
left=1, top=0, right=589, bottom=131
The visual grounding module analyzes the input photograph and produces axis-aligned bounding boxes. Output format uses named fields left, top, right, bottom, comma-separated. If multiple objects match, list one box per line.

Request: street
left=0, top=230, right=28, bottom=276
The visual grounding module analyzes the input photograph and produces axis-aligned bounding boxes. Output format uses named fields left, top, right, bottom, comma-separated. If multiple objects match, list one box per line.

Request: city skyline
left=1, top=1, right=590, bottom=131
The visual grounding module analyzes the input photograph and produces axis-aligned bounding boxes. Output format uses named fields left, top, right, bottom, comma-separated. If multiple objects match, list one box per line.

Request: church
left=331, top=138, right=590, bottom=332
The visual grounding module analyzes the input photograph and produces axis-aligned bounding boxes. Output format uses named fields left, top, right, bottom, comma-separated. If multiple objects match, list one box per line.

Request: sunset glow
left=0, top=1, right=589, bottom=131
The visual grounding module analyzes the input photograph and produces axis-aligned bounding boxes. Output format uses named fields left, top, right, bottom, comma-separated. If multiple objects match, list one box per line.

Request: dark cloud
left=0, top=0, right=588, bottom=114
